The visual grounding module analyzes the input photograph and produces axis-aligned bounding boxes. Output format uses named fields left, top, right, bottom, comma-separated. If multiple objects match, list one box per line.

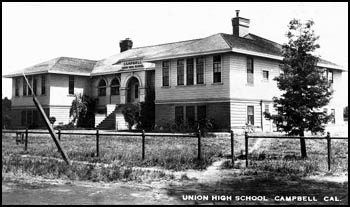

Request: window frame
left=186, top=105, right=195, bottom=126
left=162, top=61, right=170, bottom=87
left=177, top=59, right=185, bottom=85
left=15, top=78, right=20, bottom=97
left=175, top=106, right=184, bottom=125
left=186, top=58, right=194, bottom=85
left=110, top=78, right=120, bottom=96
left=262, top=70, right=269, bottom=81
left=41, top=75, right=46, bottom=95
left=247, top=57, right=254, bottom=84
left=247, top=105, right=254, bottom=125
left=97, top=79, right=107, bottom=97
left=196, top=57, right=205, bottom=84
left=23, top=77, right=27, bottom=96
left=68, top=75, right=75, bottom=95
left=213, top=55, right=222, bottom=83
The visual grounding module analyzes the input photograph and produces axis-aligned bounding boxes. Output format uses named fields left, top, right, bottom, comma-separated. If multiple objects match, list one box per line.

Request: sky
left=2, top=2, right=348, bottom=102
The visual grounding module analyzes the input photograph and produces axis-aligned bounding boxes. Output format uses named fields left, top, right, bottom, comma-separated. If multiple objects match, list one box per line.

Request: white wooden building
left=3, top=13, right=346, bottom=132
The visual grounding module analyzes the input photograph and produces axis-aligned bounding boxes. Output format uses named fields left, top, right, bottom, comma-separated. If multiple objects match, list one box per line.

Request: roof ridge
left=130, top=37, right=203, bottom=50
left=246, top=33, right=283, bottom=47
left=219, top=33, right=233, bottom=49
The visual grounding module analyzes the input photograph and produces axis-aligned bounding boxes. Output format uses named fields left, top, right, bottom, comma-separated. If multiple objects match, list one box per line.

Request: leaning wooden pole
left=23, top=73, right=71, bottom=165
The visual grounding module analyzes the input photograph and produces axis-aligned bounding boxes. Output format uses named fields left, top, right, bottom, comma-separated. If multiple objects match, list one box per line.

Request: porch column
left=139, top=87, right=146, bottom=102
left=120, top=87, right=127, bottom=104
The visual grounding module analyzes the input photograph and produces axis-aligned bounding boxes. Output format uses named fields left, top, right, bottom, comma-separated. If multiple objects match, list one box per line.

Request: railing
left=244, top=132, right=348, bottom=171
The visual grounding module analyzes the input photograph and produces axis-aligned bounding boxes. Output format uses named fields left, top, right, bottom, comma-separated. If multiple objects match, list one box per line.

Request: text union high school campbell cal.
left=3, top=12, right=347, bottom=132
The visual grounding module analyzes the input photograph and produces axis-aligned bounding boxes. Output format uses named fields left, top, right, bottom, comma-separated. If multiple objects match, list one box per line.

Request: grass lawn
left=2, top=131, right=348, bottom=181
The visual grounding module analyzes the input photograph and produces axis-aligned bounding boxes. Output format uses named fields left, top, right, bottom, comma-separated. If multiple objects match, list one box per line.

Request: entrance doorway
left=126, top=77, right=139, bottom=103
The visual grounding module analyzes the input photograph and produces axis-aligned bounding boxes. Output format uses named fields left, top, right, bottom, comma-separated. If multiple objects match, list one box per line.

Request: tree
left=121, top=103, right=140, bottom=130
left=49, top=117, right=56, bottom=126
left=2, top=97, right=12, bottom=129
left=265, top=19, right=333, bottom=158
left=69, top=94, right=96, bottom=127
left=344, top=106, right=348, bottom=121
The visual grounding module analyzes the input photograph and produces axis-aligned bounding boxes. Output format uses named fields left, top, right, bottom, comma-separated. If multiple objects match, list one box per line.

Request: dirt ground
left=2, top=159, right=348, bottom=205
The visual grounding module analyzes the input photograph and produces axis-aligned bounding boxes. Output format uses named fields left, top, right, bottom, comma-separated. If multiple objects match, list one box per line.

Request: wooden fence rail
left=2, top=129, right=203, bottom=160
left=244, top=132, right=348, bottom=171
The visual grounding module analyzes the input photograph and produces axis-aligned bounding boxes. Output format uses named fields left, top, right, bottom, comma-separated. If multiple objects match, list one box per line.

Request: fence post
left=96, top=129, right=99, bottom=157
left=230, top=130, right=234, bottom=167
left=24, top=128, right=28, bottom=151
left=58, top=129, right=61, bottom=141
left=142, top=130, right=145, bottom=160
left=245, top=131, right=248, bottom=167
left=197, top=129, right=201, bottom=160
left=327, top=132, right=331, bottom=171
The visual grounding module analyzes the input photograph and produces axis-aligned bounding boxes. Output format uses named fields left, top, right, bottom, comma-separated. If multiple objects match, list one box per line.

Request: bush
left=49, top=117, right=56, bottom=125
left=153, top=118, right=217, bottom=134
left=121, top=103, right=140, bottom=130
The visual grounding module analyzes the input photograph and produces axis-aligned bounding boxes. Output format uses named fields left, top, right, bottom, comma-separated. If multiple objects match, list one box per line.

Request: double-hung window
left=196, top=57, right=204, bottom=84
left=186, top=58, right=194, bottom=85
left=247, top=57, right=254, bottom=84
left=41, top=75, right=46, bottom=95
left=177, top=59, right=184, bottom=85
left=69, top=75, right=74, bottom=95
left=162, top=61, right=170, bottom=86
left=15, top=78, right=20, bottom=97
left=213, top=55, right=221, bottom=83
left=247, top=106, right=254, bottom=125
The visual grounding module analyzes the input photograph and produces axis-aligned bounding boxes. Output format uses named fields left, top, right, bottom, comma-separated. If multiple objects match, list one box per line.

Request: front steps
left=95, top=105, right=128, bottom=130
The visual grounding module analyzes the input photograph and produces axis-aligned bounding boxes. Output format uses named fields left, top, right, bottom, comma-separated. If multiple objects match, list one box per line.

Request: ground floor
left=10, top=101, right=345, bottom=132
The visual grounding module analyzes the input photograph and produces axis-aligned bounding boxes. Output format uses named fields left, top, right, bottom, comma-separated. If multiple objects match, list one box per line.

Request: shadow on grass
left=164, top=173, right=348, bottom=205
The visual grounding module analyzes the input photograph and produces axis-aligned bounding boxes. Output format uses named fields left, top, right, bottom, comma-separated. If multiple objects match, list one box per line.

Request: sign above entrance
left=121, top=59, right=144, bottom=70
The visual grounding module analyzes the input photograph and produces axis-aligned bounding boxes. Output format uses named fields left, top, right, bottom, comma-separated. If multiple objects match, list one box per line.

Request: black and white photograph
left=2, top=2, right=348, bottom=205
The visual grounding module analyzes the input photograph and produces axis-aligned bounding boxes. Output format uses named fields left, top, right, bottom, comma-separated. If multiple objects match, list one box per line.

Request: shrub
left=121, top=103, right=141, bottom=130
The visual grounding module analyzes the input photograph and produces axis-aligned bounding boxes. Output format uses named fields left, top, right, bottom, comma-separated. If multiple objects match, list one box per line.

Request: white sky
left=2, top=2, right=348, bottom=103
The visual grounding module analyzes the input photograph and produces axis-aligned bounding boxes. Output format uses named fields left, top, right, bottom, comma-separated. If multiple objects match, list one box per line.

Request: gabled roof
left=3, top=57, right=97, bottom=78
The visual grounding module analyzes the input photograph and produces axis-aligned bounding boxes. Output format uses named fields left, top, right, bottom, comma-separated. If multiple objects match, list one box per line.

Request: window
left=23, top=77, right=27, bottom=96
left=33, top=76, right=37, bottom=95
left=247, top=57, right=254, bottom=84
left=175, top=106, right=184, bottom=125
left=327, top=70, right=333, bottom=84
left=265, top=104, right=269, bottom=113
left=162, top=61, right=170, bottom=86
left=98, top=79, right=107, bottom=96
left=27, top=110, right=32, bottom=126
left=21, top=111, right=26, bottom=126
left=135, top=83, right=139, bottom=99
left=196, top=57, right=204, bottom=84
left=247, top=106, right=254, bottom=125
left=323, top=108, right=328, bottom=114
left=213, top=55, right=221, bottom=83
left=69, top=75, right=74, bottom=95
left=15, top=78, right=19, bottom=97
left=110, top=78, right=120, bottom=95
left=186, top=58, right=194, bottom=85
left=41, top=75, right=46, bottom=95
left=28, top=76, right=32, bottom=95
left=263, top=70, right=269, bottom=81
left=177, top=59, right=184, bottom=85
left=197, top=105, right=206, bottom=121
left=186, top=106, right=195, bottom=126
left=331, top=109, right=335, bottom=124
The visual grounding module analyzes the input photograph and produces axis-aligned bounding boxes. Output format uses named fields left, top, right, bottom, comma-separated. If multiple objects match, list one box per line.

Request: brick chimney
left=119, top=38, right=133, bottom=52
left=231, top=10, right=250, bottom=37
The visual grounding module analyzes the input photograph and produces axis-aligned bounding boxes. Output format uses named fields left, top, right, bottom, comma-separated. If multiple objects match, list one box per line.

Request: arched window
left=110, top=78, right=120, bottom=96
left=98, top=79, right=107, bottom=96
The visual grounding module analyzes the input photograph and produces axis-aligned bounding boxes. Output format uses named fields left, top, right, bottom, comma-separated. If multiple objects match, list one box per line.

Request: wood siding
left=154, top=53, right=231, bottom=103
left=49, top=74, right=90, bottom=106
